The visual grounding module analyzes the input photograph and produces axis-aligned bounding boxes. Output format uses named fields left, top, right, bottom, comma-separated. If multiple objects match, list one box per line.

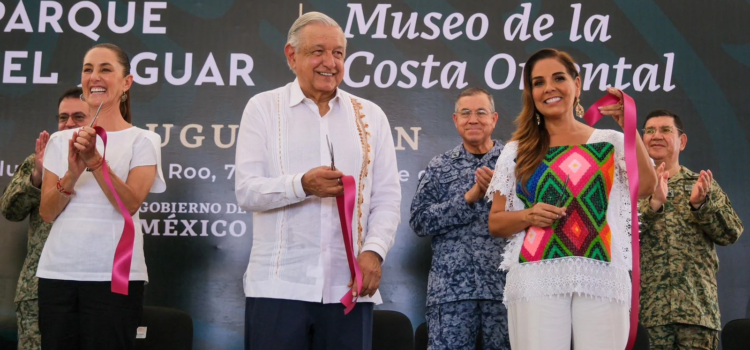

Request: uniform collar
left=669, top=165, right=697, bottom=182
left=450, top=140, right=504, bottom=160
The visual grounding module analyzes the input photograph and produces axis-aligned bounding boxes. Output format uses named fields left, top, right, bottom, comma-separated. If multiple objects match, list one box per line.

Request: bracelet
left=56, top=178, right=75, bottom=197
left=86, top=157, right=105, bottom=172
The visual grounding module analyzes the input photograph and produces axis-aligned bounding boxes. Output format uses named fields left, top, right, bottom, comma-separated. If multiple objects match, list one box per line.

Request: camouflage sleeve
left=409, top=162, right=478, bottom=237
left=691, top=181, right=743, bottom=246
left=638, top=197, right=664, bottom=233
left=0, top=155, right=40, bottom=222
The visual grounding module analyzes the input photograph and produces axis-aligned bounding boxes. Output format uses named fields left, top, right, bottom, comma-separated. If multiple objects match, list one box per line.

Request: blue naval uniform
left=410, top=141, right=510, bottom=350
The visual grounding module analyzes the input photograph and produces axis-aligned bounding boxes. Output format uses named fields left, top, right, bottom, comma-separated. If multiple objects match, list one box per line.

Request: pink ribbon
left=336, top=175, right=362, bottom=314
left=94, top=127, right=135, bottom=295
left=582, top=92, right=640, bottom=350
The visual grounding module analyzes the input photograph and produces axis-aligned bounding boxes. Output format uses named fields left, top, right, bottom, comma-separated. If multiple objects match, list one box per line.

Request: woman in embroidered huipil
left=487, top=49, right=656, bottom=350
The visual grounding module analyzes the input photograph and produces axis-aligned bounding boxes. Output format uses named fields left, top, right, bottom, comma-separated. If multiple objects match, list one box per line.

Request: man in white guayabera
left=233, top=11, right=401, bottom=350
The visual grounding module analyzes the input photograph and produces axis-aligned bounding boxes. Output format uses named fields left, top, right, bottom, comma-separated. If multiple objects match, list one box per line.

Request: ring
left=337, top=178, right=342, bottom=185
left=556, top=214, right=559, bottom=219
left=619, top=104, right=624, bottom=110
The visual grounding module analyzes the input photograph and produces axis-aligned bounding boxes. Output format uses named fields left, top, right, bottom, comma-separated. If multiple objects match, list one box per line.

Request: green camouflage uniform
left=0, top=154, right=52, bottom=350
left=638, top=166, right=743, bottom=350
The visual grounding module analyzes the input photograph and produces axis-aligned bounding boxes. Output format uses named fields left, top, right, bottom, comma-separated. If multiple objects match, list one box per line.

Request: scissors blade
left=556, top=174, right=570, bottom=207
left=89, top=102, right=104, bottom=127
left=326, top=135, right=335, bottom=170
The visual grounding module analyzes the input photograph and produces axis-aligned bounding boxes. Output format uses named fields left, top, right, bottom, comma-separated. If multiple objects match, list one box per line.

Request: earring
left=121, top=92, right=128, bottom=102
left=80, top=94, right=86, bottom=102
left=535, top=113, right=541, bottom=126
left=575, top=97, right=584, bottom=118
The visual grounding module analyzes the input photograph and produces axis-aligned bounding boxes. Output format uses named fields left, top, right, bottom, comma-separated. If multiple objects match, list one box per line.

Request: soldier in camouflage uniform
left=638, top=109, right=743, bottom=350
left=410, top=88, right=509, bottom=350
left=0, top=87, right=89, bottom=350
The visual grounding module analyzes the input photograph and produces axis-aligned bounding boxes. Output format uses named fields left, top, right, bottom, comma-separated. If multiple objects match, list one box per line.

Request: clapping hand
left=690, top=169, right=713, bottom=209
left=31, top=131, right=50, bottom=187
left=66, top=132, right=87, bottom=178
left=465, top=166, right=494, bottom=204
left=72, top=126, right=100, bottom=166
left=650, top=163, right=669, bottom=211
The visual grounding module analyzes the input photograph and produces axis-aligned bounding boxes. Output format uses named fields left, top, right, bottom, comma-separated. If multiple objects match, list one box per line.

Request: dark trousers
left=244, top=297, right=374, bottom=350
left=38, top=278, right=145, bottom=350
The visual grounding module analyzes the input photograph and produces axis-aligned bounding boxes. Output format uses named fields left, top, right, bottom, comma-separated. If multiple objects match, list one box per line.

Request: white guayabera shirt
left=234, top=79, right=401, bottom=304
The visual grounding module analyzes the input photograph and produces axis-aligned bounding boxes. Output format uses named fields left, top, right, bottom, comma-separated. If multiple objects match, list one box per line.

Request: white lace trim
left=503, top=257, right=632, bottom=305
left=487, top=130, right=634, bottom=304
left=485, top=141, right=526, bottom=272
left=589, top=129, right=633, bottom=271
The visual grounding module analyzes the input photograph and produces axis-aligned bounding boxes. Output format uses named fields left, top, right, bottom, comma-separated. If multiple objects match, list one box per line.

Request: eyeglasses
left=457, top=109, right=491, bottom=119
left=643, top=126, right=683, bottom=135
left=57, top=113, right=87, bottom=124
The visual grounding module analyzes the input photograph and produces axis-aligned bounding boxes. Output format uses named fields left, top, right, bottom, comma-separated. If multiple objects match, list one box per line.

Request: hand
left=598, top=87, right=625, bottom=129
left=464, top=184, right=482, bottom=204
left=66, top=132, right=87, bottom=179
left=524, top=203, right=566, bottom=228
left=465, top=167, right=494, bottom=204
left=650, top=163, right=669, bottom=211
left=347, top=251, right=382, bottom=298
left=72, top=126, right=100, bottom=165
left=476, top=166, right=494, bottom=193
left=302, top=166, right=344, bottom=197
left=690, top=169, right=713, bottom=208
left=31, top=131, right=50, bottom=188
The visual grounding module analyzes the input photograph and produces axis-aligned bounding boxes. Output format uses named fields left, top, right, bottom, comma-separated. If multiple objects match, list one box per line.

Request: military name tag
left=439, top=174, right=458, bottom=183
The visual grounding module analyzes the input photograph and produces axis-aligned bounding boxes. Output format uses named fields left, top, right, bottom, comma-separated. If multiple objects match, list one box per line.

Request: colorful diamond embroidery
left=550, top=147, right=599, bottom=196
left=517, top=142, right=615, bottom=263
left=536, top=172, right=566, bottom=206
left=521, top=226, right=550, bottom=262
left=557, top=201, right=596, bottom=255
left=544, top=235, right=572, bottom=260
left=516, top=162, right=548, bottom=208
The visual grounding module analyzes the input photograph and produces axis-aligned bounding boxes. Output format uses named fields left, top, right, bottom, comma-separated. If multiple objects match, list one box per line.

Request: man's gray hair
left=286, top=12, right=346, bottom=70
left=287, top=11, right=347, bottom=54
left=455, top=87, right=496, bottom=113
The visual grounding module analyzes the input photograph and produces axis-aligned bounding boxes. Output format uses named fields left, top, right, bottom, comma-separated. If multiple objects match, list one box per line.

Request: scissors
left=326, top=135, right=336, bottom=171
left=555, top=174, right=570, bottom=207
left=327, top=135, right=343, bottom=186
left=76, top=102, right=104, bottom=154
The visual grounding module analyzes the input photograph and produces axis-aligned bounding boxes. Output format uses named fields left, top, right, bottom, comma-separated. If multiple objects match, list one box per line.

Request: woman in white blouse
left=487, top=49, right=656, bottom=350
left=38, top=43, right=165, bottom=350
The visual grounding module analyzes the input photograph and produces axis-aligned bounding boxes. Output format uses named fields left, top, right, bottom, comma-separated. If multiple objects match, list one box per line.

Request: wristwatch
left=690, top=195, right=708, bottom=211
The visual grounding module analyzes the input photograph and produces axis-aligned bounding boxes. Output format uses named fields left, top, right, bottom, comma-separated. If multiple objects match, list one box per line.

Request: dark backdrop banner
left=1, top=1, right=749, bottom=349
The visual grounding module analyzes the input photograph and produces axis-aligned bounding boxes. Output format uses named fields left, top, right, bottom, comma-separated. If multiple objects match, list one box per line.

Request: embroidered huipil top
left=487, top=129, right=633, bottom=305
